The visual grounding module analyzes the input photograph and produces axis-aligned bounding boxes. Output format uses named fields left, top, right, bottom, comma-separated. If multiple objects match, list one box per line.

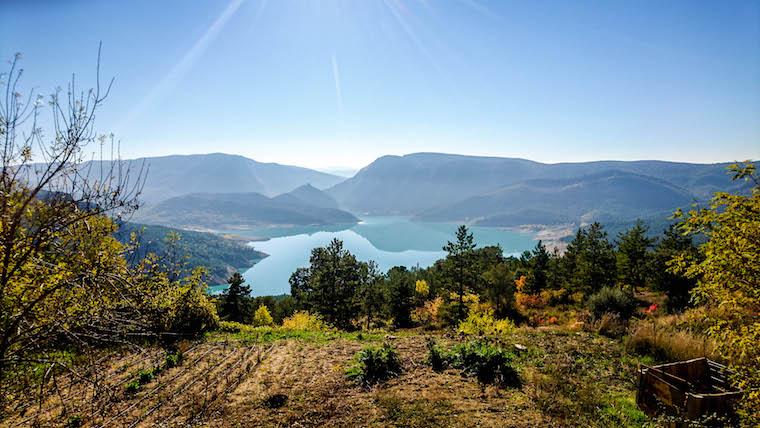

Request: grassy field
left=6, top=326, right=653, bottom=427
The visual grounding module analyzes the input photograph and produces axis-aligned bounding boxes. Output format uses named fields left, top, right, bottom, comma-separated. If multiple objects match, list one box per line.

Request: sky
left=2, top=0, right=759, bottom=170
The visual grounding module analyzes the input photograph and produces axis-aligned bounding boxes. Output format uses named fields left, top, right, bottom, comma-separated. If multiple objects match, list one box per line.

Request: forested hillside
left=114, top=223, right=267, bottom=283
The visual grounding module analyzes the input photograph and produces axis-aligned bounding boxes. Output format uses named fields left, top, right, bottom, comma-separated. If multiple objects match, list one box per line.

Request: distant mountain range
left=133, top=184, right=357, bottom=229
left=327, top=153, right=754, bottom=227
left=100, top=152, right=754, bottom=230
left=95, top=153, right=345, bottom=204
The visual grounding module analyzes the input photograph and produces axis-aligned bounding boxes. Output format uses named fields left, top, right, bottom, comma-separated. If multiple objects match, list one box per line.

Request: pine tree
left=652, top=224, right=698, bottom=312
left=616, top=220, right=656, bottom=292
left=221, top=272, right=251, bottom=323
left=442, top=225, right=477, bottom=322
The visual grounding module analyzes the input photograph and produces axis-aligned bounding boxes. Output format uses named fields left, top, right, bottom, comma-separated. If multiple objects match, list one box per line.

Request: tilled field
left=4, top=329, right=645, bottom=427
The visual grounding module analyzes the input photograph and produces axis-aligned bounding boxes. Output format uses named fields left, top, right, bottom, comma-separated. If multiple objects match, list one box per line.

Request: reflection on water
left=210, top=217, right=536, bottom=297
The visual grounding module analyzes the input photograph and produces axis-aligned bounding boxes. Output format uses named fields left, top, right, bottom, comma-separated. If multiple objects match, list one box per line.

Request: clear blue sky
left=2, top=0, right=758, bottom=169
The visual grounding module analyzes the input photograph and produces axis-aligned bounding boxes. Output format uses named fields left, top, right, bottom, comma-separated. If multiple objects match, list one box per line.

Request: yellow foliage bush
left=457, top=308, right=515, bottom=337
left=252, top=305, right=274, bottom=327
left=281, top=311, right=329, bottom=331
left=412, top=296, right=443, bottom=328
left=415, top=279, right=429, bottom=296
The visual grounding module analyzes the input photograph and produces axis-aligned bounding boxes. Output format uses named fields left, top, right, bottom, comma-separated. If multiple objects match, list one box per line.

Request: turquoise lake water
left=209, top=217, right=537, bottom=296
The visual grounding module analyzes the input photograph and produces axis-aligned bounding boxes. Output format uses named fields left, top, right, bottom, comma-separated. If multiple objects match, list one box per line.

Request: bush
left=591, top=312, right=628, bottom=338
left=448, top=341, right=520, bottom=388
left=346, top=343, right=402, bottom=386
left=281, top=311, right=329, bottom=331
left=457, top=308, right=515, bottom=337
left=252, top=305, right=274, bottom=327
left=426, top=339, right=448, bottom=372
left=164, top=351, right=183, bottom=369
left=412, top=297, right=443, bottom=329
left=428, top=340, right=520, bottom=388
left=137, top=368, right=155, bottom=385
left=587, top=287, right=636, bottom=320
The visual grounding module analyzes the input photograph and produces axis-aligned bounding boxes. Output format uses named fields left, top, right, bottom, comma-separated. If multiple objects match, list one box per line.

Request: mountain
left=328, top=153, right=752, bottom=225
left=114, top=222, right=267, bottom=283
left=328, top=153, right=542, bottom=214
left=134, top=190, right=358, bottom=229
left=81, top=153, right=345, bottom=204
left=272, top=184, right=340, bottom=209
left=417, top=170, right=695, bottom=226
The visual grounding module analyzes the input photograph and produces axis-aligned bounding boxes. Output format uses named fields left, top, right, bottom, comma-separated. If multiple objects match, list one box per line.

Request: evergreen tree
left=221, top=272, right=251, bottom=323
left=482, top=261, right=516, bottom=317
left=575, top=223, right=617, bottom=293
left=616, top=220, right=656, bottom=292
left=289, top=239, right=366, bottom=329
left=359, top=261, right=385, bottom=329
left=651, top=224, right=698, bottom=312
left=385, top=266, right=415, bottom=328
left=529, top=240, right=550, bottom=293
left=441, top=225, right=478, bottom=322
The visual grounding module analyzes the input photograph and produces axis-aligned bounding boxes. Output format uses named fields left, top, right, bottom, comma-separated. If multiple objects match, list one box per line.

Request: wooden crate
left=637, top=357, right=743, bottom=426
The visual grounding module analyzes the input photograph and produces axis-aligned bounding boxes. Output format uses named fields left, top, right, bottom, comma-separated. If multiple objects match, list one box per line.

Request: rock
left=514, top=343, right=527, bottom=352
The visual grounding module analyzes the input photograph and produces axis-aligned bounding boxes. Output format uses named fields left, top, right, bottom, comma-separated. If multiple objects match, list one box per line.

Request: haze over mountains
left=117, top=152, right=753, bottom=230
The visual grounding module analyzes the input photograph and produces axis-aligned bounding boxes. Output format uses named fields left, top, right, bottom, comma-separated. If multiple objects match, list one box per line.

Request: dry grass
left=625, top=317, right=717, bottom=363
left=2, top=328, right=651, bottom=427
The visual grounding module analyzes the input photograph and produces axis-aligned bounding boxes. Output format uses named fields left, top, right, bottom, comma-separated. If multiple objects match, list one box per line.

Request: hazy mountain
left=328, top=153, right=542, bottom=214
left=328, top=153, right=752, bottom=225
left=134, top=190, right=358, bottom=229
left=417, top=170, right=695, bottom=225
left=81, top=153, right=345, bottom=204
left=272, top=184, right=340, bottom=209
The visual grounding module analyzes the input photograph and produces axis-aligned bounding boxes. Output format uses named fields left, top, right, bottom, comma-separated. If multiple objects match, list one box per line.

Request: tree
left=672, top=162, right=759, bottom=424
left=441, top=225, right=477, bottom=322
left=526, top=240, right=550, bottom=294
left=358, top=261, right=384, bottom=329
left=482, top=261, right=516, bottom=318
left=289, top=239, right=366, bottom=329
left=0, top=49, right=146, bottom=380
left=616, top=220, right=656, bottom=292
left=651, top=224, right=698, bottom=312
left=220, top=272, right=251, bottom=323
left=575, top=223, right=617, bottom=293
left=385, top=266, right=415, bottom=328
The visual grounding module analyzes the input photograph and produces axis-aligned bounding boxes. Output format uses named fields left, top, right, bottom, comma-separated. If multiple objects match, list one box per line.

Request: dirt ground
left=4, top=329, right=644, bottom=427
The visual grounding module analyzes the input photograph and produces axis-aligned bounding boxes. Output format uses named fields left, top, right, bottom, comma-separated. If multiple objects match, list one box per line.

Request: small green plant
left=426, top=339, right=448, bottom=372
left=66, top=414, right=83, bottom=428
left=137, top=368, right=155, bottom=385
left=429, top=340, right=520, bottom=388
left=124, top=379, right=141, bottom=394
left=346, top=343, right=402, bottom=386
left=164, top=351, right=183, bottom=368
left=587, top=287, right=636, bottom=320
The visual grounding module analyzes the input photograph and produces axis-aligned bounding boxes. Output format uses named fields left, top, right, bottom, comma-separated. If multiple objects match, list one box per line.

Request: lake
left=210, top=217, right=537, bottom=296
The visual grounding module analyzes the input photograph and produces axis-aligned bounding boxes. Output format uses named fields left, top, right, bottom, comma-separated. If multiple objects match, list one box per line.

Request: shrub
left=164, top=351, right=183, bottom=369
left=346, top=343, right=402, bottom=386
left=426, top=339, right=447, bottom=372
left=515, top=292, right=548, bottom=310
left=217, top=320, right=255, bottom=333
left=281, top=311, right=329, bottom=331
left=124, top=380, right=141, bottom=394
left=457, top=308, right=515, bottom=337
left=412, top=296, right=443, bottom=329
left=591, top=312, right=628, bottom=338
left=137, top=368, right=155, bottom=385
left=252, top=305, right=274, bottom=327
left=587, top=287, right=636, bottom=320
left=429, top=340, right=520, bottom=388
